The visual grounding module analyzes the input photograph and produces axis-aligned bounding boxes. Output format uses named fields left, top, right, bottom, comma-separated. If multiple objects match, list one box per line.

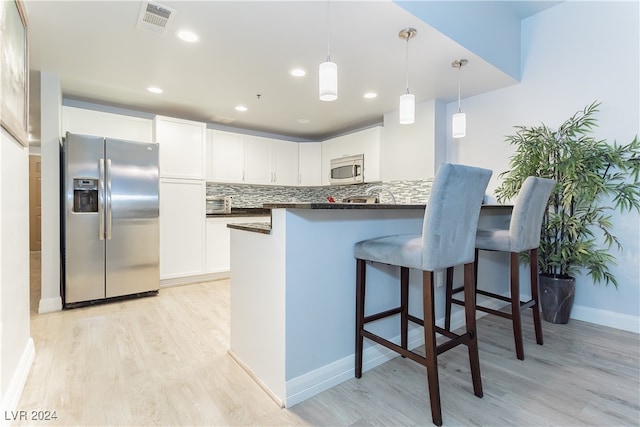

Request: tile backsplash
left=206, top=180, right=433, bottom=208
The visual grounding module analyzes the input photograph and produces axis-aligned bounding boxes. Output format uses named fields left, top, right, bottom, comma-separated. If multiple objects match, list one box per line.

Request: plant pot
left=539, top=274, right=576, bottom=324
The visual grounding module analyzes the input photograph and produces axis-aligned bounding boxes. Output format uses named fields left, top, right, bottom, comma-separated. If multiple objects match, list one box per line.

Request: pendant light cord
left=457, top=66, right=462, bottom=113
left=405, top=36, right=410, bottom=94
left=326, top=0, right=331, bottom=62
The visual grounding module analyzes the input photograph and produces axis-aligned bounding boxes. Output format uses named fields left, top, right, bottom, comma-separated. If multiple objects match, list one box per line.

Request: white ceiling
left=25, top=1, right=558, bottom=143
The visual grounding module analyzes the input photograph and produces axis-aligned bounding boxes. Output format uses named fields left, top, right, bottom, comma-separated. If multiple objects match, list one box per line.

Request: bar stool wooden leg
left=444, top=266, right=454, bottom=331
left=473, top=249, right=479, bottom=305
left=463, top=262, right=483, bottom=397
left=422, top=271, right=442, bottom=426
left=401, top=267, right=409, bottom=352
left=355, top=259, right=366, bottom=378
left=530, top=248, right=544, bottom=345
left=509, top=252, right=525, bottom=360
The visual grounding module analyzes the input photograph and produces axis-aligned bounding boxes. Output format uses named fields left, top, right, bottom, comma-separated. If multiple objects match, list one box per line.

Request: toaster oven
left=206, top=196, right=231, bottom=214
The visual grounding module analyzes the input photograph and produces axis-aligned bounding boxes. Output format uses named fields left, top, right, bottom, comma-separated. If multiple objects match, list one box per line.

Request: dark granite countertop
left=264, top=203, right=512, bottom=210
left=263, top=202, right=427, bottom=210
left=227, top=222, right=272, bottom=234
left=207, top=207, right=271, bottom=218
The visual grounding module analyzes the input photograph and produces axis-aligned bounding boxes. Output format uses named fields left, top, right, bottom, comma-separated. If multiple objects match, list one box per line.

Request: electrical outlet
left=435, top=270, right=444, bottom=288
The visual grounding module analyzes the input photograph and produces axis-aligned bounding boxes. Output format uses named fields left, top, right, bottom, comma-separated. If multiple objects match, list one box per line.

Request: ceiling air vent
left=136, top=1, right=176, bottom=35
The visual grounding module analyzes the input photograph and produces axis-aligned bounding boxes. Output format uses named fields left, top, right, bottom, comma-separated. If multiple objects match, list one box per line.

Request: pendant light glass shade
left=399, top=93, right=415, bottom=124
left=319, top=60, right=338, bottom=101
left=452, top=112, right=466, bottom=138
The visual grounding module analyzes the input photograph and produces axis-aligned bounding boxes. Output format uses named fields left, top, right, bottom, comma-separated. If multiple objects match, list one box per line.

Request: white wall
left=382, top=99, right=446, bottom=181
left=0, top=128, right=34, bottom=418
left=447, top=1, right=640, bottom=331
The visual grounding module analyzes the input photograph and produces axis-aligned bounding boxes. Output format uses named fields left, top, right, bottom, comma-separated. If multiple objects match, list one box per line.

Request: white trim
left=1, top=338, right=35, bottom=425
left=228, top=349, right=284, bottom=408
left=570, top=304, right=640, bottom=334
left=38, top=296, right=62, bottom=314
left=159, top=271, right=228, bottom=288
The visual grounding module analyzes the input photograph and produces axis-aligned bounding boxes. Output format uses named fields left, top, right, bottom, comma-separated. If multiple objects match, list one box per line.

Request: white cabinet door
left=244, top=136, right=272, bottom=184
left=205, top=134, right=214, bottom=182
left=361, top=126, right=382, bottom=182
left=210, top=130, right=245, bottom=183
left=298, top=142, right=322, bottom=186
left=206, top=218, right=231, bottom=273
left=160, top=179, right=205, bottom=280
left=206, top=216, right=270, bottom=273
left=154, top=116, right=206, bottom=179
left=271, top=139, right=298, bottom=186
left=62, top=106, right=153, bottom=142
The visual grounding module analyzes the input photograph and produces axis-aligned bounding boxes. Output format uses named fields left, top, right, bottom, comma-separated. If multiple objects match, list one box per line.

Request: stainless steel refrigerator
left=62, top=132, right=159, bottom=307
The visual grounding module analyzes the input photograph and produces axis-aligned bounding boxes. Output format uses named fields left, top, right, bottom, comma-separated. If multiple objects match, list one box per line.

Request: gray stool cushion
left=354, top=234, right=422, bottom=269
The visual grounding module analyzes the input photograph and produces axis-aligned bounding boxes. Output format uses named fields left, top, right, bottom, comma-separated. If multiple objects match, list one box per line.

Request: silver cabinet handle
left=106, top=159, right=112, bottom=240
left=99, top=159, right=105, bottom=240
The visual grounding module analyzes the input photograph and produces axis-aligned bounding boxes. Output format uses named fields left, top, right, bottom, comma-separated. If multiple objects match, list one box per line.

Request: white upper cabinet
left=62, top=106, right=152, bottom=142
left=208, top=131, right=299, bottom=186
left=245, top=135, right=299, bottom=186
left=270, top=139, right=299, bottom=186
left=208, top=130, right=245, bottom=183
left=321, top=126, right=382, bottom=185
left=298, top=142, right=322, bottom=186
left=244, top=136, right=273, bottom=184
left=154, top=116, right=206, bottom=180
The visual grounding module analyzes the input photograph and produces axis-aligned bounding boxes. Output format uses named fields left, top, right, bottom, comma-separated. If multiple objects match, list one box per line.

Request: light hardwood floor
left=17, top=252, right=640, bottom=426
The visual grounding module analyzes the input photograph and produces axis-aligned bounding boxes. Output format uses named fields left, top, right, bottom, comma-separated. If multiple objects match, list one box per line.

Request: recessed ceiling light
left=290, top=68, right=306, bottom=77
left=177, top=30, right=198, bottom=42
left=147, top=86, right=163, bottom=94
left=235, top=105, right=248, bottom=112
left=297, top=118, right=310, bottom=124
left=363, top=92, right=377, bottom=99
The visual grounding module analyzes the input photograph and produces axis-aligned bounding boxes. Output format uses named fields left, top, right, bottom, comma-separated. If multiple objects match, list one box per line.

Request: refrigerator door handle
left=99, top=158, right=105, bottom=240
left=106, top=158, right=113, bottom=240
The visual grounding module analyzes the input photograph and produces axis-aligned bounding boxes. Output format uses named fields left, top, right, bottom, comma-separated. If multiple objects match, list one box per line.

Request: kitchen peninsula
left=228, top=203, right=511, bottom=408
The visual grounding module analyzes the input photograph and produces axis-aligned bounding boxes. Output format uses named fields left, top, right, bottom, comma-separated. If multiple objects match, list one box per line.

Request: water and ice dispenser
left=72, top=178, right=98, bottom=213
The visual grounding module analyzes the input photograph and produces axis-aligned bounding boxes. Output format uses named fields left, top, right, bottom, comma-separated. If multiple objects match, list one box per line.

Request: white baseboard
left=255, top=293, right=638, bottom=409
left=160, top=271, right=229, bottom=288
left=1, top=338, right=35, bottom=426
left=285, top=328, right=426, bottom=407
left=38, top=296, right=62, bottom=313
left=570, top=304, right=640, bottom=333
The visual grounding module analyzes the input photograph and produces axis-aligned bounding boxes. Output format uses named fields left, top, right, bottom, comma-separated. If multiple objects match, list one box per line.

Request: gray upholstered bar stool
left=444, top=176, right=555, bottom=360
left=354, top=163, right=492, bottom=426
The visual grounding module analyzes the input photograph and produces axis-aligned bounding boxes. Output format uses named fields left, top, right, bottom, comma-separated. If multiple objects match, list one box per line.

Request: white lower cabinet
left=160, top=179, right=206, bottom=280
left=206, top=216, right=269, bottom=273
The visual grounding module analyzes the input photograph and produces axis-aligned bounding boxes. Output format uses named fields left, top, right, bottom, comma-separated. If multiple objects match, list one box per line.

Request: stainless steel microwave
left=330, top=154, right=364, bottom=185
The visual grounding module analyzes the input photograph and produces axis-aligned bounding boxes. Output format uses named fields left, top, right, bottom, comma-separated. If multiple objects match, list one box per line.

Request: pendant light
left=398, top=28, right=417, bottom=124
left=452, top=59, right=468, bottom=138
left=319, top=1, right=337, bottom=101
